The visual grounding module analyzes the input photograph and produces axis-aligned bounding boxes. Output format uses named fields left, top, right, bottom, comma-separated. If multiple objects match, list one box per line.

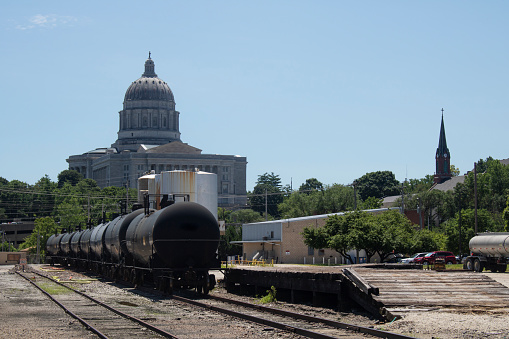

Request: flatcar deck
left=353, top=267, right=509, bottom=309
left=225, top=264, right=509, bottom=319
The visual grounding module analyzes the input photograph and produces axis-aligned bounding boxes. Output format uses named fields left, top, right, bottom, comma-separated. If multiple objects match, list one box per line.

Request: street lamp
left=417, top=197, right=423, bottom=230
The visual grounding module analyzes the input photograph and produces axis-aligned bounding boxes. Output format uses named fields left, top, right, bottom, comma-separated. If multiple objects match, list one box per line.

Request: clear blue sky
left=1, top=1, right=507, bottom=191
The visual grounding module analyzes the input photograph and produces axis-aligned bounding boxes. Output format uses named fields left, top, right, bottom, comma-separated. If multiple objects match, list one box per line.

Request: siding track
left=170, top=292, right=416, bottom=339
left=16, top=271, right=179, bottom=339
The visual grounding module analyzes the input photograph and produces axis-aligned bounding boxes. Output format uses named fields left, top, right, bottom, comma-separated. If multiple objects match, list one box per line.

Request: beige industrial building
left=233, top=208, right=396, bottom=265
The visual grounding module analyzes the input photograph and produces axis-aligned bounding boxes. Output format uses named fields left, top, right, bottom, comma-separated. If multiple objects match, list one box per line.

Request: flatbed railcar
left=46, top=201, right=220, bottom=294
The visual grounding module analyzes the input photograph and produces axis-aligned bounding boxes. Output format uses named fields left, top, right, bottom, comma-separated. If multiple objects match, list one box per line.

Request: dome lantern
left=142, top=51, right=157, bottom=78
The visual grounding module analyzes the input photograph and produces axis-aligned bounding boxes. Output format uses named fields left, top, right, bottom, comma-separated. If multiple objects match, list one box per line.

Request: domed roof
left=124, top=54, right=174, bottom=102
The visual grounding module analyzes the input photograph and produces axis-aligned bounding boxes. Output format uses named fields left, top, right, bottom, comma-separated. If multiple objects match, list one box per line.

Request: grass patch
left=38, top=282, right=71, bottom=295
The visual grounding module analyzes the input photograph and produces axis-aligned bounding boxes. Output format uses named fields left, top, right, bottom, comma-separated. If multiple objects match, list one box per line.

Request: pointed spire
left=434, top=109, right=452, bottom=184
left=437, top=108, right=449, bottom=156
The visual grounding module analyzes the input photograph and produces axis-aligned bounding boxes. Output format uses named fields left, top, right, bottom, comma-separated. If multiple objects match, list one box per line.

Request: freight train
left=46, top=201, right=221, bottom=294
left=463, top=232, right=509, bottom=273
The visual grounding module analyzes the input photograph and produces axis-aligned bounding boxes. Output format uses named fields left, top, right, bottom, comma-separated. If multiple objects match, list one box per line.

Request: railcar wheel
left=465, top=258, right=473, bottom=271
left=498, top=264, right=507, bottom=273
left=473, top=259, right=482, bottom=272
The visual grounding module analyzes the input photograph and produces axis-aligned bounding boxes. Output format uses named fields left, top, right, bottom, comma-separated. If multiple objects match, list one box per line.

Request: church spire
left=437, top=108, right=448, bottom=156
left=434, top=109, right=452, bottom=184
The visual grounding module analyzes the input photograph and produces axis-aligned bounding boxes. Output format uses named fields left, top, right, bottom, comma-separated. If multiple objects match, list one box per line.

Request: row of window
left=121, top=112, right=178, bottom=130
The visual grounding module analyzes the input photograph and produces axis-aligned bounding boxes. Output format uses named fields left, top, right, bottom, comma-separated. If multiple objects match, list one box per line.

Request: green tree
left=31, top=175, right=57, bottom=218
left=412, top=229, right=447, bottom=252
left=229, top=209, right=264, bottom=224
left=406, top=175, right=434, bottom=194
left=450, top=165, right=460, bottom=176
left=0, top=180, right=31, bottom=219
left=443, top=209, right=503, bottom=254
left=303, top=210, right=420, bottom=264
left=279, top=184, right=356, bottom=218
left=218, top=225, right=242, bottom=260
left=504, top=196, right=509, bottom=232
left=361, top=196, right=382, bottom=209
left=57, top=169, right=83, bottom=188
left=355, top=171, right=400, bottom=200
left=18, top=216, right=58, bottom=255
left=250, top=172, right=284, bottom=218
left=372, top=210, right=416, bottom=261
left=299, top=178, right=324, bottom=193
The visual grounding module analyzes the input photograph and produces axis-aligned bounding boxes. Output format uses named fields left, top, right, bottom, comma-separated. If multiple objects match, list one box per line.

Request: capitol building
left=67, top=55, right=247, bottom=207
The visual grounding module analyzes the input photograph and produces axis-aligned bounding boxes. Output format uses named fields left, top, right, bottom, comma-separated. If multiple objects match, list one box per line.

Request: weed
left=38, top=282, right=70, bottom=295
left=258, top=286, right=277, bottom=304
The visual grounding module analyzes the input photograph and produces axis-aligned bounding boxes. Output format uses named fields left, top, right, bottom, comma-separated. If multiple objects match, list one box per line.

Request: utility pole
left=88, top=195, right=91, bottom=227
left=265, top=189, right=268, bottom=221
left=474, top=162, right=478, bottom=234
left=417, top=197, right=423, bottom=229
left=126, top=179, right=130, bottom=213
left=36, top=230, right=40, bottom=264
left=458, top=197, right=462, bottom=256
left=353, top=181, right=358, bottom=210
left=400, top=182, right=405, bottom=213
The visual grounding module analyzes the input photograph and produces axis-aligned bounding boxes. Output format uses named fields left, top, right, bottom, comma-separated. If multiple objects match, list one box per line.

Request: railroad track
left=28, top=266, right=415, bottom=339
left=170, top=292, right=416, bottom=339
left=16, top=270, right=179, bottom=339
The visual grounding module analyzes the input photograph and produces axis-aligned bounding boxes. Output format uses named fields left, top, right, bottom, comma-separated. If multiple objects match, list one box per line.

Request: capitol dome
left=113, top=54, right=181, bottom=152
left=123, top=55, right=175, bottom=107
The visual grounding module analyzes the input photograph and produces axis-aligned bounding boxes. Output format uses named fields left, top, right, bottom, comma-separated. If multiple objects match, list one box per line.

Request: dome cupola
left=113, top=53, right=181, bottom=152
left=123, top=52, right=175, bottom=105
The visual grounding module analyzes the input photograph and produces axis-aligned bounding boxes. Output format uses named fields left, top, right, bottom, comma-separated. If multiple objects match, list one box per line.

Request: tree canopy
left=355, top=171, right=400, bottom=200
left=249, top=172, right=284, bottom=218
left=302, top=210, right=429, bottom=263
left=299, top=178, right=324, bottom=193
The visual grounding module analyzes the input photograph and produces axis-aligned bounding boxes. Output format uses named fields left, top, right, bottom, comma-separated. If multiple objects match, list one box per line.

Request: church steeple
left=434, top=109, right=452, bottom=184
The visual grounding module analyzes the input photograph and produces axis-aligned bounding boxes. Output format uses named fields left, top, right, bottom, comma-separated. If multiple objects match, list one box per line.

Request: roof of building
left=431, top=175, right=466, bottom=192
left=124, top=55, right=174, bottom=103
left=242, top=207, right=400, bottom=227
left=139, top=141, right=202, bottom=154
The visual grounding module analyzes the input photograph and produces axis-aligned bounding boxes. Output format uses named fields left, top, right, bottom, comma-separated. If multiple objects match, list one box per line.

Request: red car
left=414, top=251, right=457, bottom=265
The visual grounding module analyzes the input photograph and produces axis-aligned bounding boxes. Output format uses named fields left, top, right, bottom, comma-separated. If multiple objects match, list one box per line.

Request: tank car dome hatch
left=123, top=55, right=175, bottom=106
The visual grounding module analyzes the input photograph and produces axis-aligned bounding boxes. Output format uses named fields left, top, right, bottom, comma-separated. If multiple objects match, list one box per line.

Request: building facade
left=234, top=208, right=398, bottom=265
left=67, top=55, right=247, bottom=207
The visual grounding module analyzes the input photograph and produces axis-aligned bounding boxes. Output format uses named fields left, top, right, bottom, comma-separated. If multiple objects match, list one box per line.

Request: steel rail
left=206, top=294, right=415, bottom=339
left=19, top=271, right=179, bottom=339
left=16, top=271, right=109, bottom=339
left=172, top=294, right=340, bottom=339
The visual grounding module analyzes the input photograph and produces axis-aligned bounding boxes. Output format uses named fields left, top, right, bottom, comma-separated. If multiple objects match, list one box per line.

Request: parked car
left=414, top=251, right=457, bottom=265
left=383, top=253, right=405, bottom=263
left=400, top=252, right=428, bottom=264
